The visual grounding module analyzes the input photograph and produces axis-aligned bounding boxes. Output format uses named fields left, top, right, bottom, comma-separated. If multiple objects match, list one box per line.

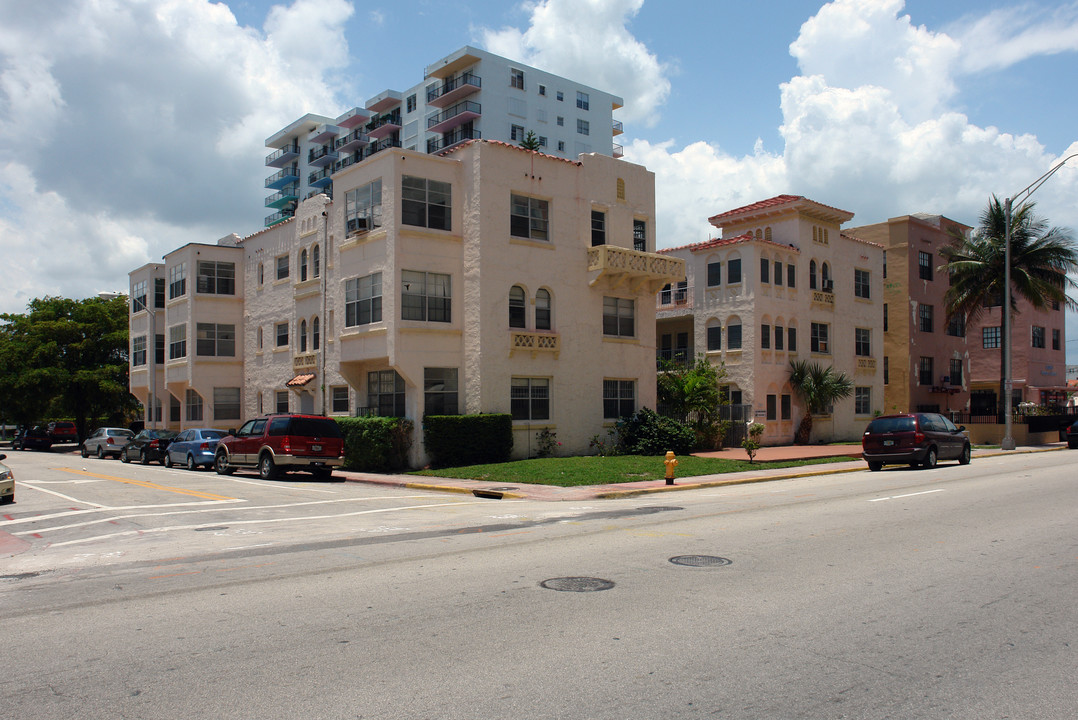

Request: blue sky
left=1, top=0, right=1077, bottom=356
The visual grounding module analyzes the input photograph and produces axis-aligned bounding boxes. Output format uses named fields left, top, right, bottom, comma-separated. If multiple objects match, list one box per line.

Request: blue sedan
left=164, top=428, right=227, bottom=470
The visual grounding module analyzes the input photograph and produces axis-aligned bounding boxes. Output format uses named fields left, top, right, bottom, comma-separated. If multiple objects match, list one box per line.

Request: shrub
left=338, top=416, right=414, bottom=472
left=535, top=428, right=560, bottom=458
left=617, top=408, right=695, bottom=456
left=742, top=422, right=765, bottom=463
left=423, top=414, right=513, bottom=468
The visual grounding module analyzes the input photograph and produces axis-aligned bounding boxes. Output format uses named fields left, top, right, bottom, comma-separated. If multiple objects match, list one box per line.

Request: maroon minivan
left=862, top=413, right=971, bottom=471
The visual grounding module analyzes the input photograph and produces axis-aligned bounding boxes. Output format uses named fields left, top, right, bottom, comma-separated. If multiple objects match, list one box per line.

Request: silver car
left=81, top=427, right=134, bottom=459
left=0, top=454, right=13, bottom=504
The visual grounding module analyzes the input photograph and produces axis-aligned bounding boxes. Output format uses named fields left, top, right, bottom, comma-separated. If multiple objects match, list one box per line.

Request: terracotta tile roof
left=658, top=232, right=801, bottom=255
left=286, top=373, right=315, bottom=387
left=707, top=194, right=853, bottom=226
left=839, top=232, right=885, bottom=250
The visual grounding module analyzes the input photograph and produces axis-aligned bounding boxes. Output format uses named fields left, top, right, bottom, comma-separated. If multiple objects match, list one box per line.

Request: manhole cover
left=540, top=577, right=615, bottom=592
left=194, top=526, right=229, bottom=532
left=669, top=555, right=732, bottom=567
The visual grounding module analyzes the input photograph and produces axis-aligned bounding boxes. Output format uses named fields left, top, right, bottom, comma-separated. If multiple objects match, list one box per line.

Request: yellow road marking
left=58, top=468, right=236, bottom=501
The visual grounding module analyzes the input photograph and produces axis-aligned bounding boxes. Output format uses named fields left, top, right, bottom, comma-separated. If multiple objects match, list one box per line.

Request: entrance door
left=299, top=392, right=314, bottom=414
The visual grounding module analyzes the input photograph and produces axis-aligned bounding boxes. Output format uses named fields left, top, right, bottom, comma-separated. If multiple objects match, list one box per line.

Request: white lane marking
left=46, top=500, right=513, bottom=547
left=13, top=495, right=453, bottom=535
left=869, top=489, right=945, bottom=502
left=222, top=476, right=338, bottom=493
left=16, top=482, right=108, bottom=507
left=0, top=498, right=245, bottom=527
left=226, top=543, right=274, bottom=550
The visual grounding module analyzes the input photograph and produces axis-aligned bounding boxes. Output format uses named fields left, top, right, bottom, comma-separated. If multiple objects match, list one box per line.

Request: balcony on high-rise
left=426, top=72, right=482, bottom=108
left=265, top=208, right=295, bottom=227
left=308, top=167, right=333, bottom=188
left=264, top=184, right=298, bottom=209
left=612, top=119, right=624, bottom=136
left=265, top=143, right=300, bottom=167
left=265, top=165, right=300, bottom=190
left=427, top=101, right=481, bottom=134
left=427, top=127, right=481, bottom=155
left=367, top=112, right=402, bottom=140
left=308, top=145, right=339, bottom=168
left=335, top=129, right=369, bottom=154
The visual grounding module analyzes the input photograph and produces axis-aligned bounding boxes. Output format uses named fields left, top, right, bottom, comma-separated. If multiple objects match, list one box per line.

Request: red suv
left=862, top=412, right=971, bottom=471
left=48, top=421, right=78, bottom=444
left=214, top=414, right=344, bottom=480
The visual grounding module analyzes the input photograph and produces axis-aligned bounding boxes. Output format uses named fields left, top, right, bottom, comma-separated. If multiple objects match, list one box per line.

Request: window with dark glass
left=424, top=368, right=459, bottom=415
left=1052, top=328, right=1061, bottom=350
left=509, top=285, right=526, bottom=328
left=299, top=249, right=308, bottom=282
left=787, top=263, right=796, bottom=288
left=949, top=358, right=963, bottom=386
left=727, top=324, right=742, bottom=349
left=854, top=269, right=870, bottom=299
left=576, top=91, right=589, bottom=110
left=811, top=322, right=829, bottom=353
left=855, top=387, right=871, bottom=414
left=919, top=304, right=934, bottom=332
left=511, top=194, right=549, bottom=241
left=346, top=179, right=382, bottom=233
left=788, top=327, right=797, bottom=353
left=781, top=394, right=791, bottom=420
left=535, top=289, right=551, bottom=330
left=855, top=328, right=871, bottom=356
left=775, top=325, right=784, bottom=351
left=919, top=356, right=934, bottom=385
left=633, top=219, right=646, bottom=251
left=131, top=280, right=147, bottom=312
left=919, top=251, right=933, bottom=280
left=169, top=325, right=186, bottom=359
left=983, top=326, right=1001, bottom=349
left=728, top=258, right=742, bottom=284
left=214, top=387, right=241, bottom=421
left=169, top=263, right=186, bottom=299
left=402, top=271, right=451, bottom=323
left=766, top=394, right=777, bottom=421
left=707, top=324, right=721, bottom=351
left=511, top=377, right=549, bottom=420
left=275, top=322, right=288, bottom=348
left=603, top=379, right=635, bottom=419
left=155, top=334, right=164, bottom=365
left=1032, top=326, right=1045, bottom=348
left=132, top=336, right=146, bottom=367
left=809, top=260, right=817, bottom=290
left=591, top=210, right=606, bottom=246
left=707, top=261, right=721, bottom=287
left=760, top=258, right=770, bottom=284
left=154, top=278, right=165, bottom=309
left=774, top=260, right=783, bottom=286
left=368, top=370, right=406, bottom=417
left=402, top=176, right=451, bottom=231
left=946, top=313, right=965, bottom=337
left=602, top=297, right=634, bottom=338
left=195, top=261, right=235, bottom=295
left=345, top=272, right=382, bottom=327
left=276, top=255, right=289, bottom=280
left=761, top=323, right=770, bottom=349
left=196, top=323, right=235, bottom=357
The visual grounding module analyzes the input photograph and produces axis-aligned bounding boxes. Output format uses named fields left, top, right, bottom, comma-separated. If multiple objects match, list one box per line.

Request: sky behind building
left=1, top=0, right=1077, bottom=357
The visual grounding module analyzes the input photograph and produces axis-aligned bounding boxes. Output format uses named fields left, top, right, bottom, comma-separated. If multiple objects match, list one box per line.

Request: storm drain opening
left=194, top=526, right=229, bottom=532
left=669, top=555, right=733, bottom=568
left=540, top=577, right=616, bottom=592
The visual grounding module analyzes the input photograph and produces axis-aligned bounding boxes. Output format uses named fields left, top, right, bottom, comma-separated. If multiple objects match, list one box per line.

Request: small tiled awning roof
left=286, top=373, right=315, bottom=387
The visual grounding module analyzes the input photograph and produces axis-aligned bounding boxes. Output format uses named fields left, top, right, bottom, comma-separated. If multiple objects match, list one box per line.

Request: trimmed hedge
left=423, top=414, right=513, bottom=468
left=338, top=416, right=414, bottom=473
left=618, top=407, right=695, bottom=456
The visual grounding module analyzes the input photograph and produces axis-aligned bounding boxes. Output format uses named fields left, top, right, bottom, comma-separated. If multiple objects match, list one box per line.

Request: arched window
left=706, top=318, right=722, bottom=351
left=257, top=326, right=263, bottom=349
left=535, top=289, right=551, bottom=330
left=312, top=316, right=320, bottom=350
left=764, top=226, right=772, bottom=242
left=312, top=245, right=321, bottom=279
left=258, top=262, right=264, bottom=286
left=822, top=262, right=832, bottom=290
left=755, top=229, right=763, bottom=240
left=299, top=319, right=308, bottom=352
left=509, top=285, right=526, bottom=328
left=299, top=249, right=308, bottom=282
left=809, top=260, right=818, bottom=290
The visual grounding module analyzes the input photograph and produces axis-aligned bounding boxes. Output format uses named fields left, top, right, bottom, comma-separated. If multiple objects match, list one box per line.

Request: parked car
left=120, top=429, right=178, bottom=465
left=81, top=427, right=135, bottom=459
left=862, top=412, right=971, bottom=471
left=165, top=428, right=227, bottom=470
left=46, top=421, right=79, bottom=444
left=214, top=414, right=344, bottom=480
left=12, top=426, right=52, bottom=451
left=0, top=454, right=13, bottom=505
left=1064, top=419, right=1078, bottom=449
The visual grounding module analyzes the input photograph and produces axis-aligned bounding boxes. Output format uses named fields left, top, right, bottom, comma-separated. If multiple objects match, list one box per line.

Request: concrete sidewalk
left=339, top=443, right=1067, bottom=502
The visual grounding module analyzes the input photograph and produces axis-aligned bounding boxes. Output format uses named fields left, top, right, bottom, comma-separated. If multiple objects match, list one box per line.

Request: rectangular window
left=186, top=389, right=203, bottom=422
left=727, top=324, right=742, bottom=350
left=423, top=368, right=459, bottom=416
left=919, top=357, right=934, bottom=386
left=919, top=251, right=933, bottom=280
left=774, top=260, right=783, bottom=287
left=276, top=255, right=289, bottom=280
left=775, top=325, right=784, bottom=351
left=131, top=280, right=147, bottom=312
left=402, top=176, right=451, bottom=231
left=275, top=390, right=289, bottom=414
left=557, top=140, right=565, bottom=152
left=602, top=297, right=635, bottom=338
left=591, top=210, right=606, bottom=246
left=811, top=322, right=829, bottom=354
left=577, top=118, right=589, bottom=136
left=949, top=358, right=963, bottom=387
left=766, top=394, right=777, bottom=421
left=196, top=261, right=235, bottom=295
left=728, top=258, right=742, bottom=284
left=511, top=377, right=549, bottom=421
left=884, top=303, right=889, bottom=332
left=707, top=325, right=721, bottom=351
left=345, top=178, right=382, bottom=233
left=276, top=322, right=289, bottom=348
left=788, top=327, right=797, bottom=353
left=603, top=379, right=635, bottom=419
left=556, top=116, right=564, bottom=127
left=196, top=323, right=236, bottom=357
left=919, top=304, right=934, bottom=333
left=556, top=90, right=564, bottom=101
left=1053, top=328, right=1061, bottom=351
left=154, top=278, right=165, bottom=309
left=761, top=323, right=771, bottom=349
left=1032, top=326, right=1046, bottom=348
left=855, top=328, right=871, bottom=357
left=707, top=261, right=721, bottom=287
left=538, top=84, right=546, bottom=96
left=169, top=263, right=186, bottom=299
left=946, top=313, right=965, bottom=337
left=854, top=269, right=870, bottom=299
left=368, top=370, right=406, bottom=417
left=169, top=325, right=186, bottom=359
left=855, top=387, right=871, bottom=415
left=633, top=219, right=646, bottom=251
left=214, top=387, right=241, bottom=421
left=406, top=93, right=416, bottom=113
left=331, top=386, right=349, bottom=414
left=132, top=335, right=146, bottom=367
left=345, top=272, right=382, bottom=327
left=781, top=394, right=791, bottom=420
left=511, top=124, right=525, bottom=141
left=576, top=91, right=589, bottom=110
left=983, top=326, right=1001, bottom=349
left=402, top=270, right=451, bottom=323
left=884, top=356, right=889, bottom=385
left=510, top=68, right=524, bottom=90
left=760, top=258, right=770, bottom=284
left=511, top=194, right=550, bottom=241
left=787, top=263, right=796, bottom=288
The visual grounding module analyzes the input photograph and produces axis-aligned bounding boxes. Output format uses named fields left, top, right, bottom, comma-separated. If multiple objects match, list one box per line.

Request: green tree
left=788, top=360, right=853, bottom=445
left=519, top=130, right=542, bottom=151
left=941, top=196, right=1078, bottom=410
left=657, top=356, right=729, bottom=448
left=0, top=295, right=135, bottom=438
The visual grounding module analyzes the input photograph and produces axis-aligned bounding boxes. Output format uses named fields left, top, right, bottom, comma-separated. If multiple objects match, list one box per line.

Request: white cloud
left=954, top=2, right=1078, bottom=73
left=479, top=0, right=670, bottom=126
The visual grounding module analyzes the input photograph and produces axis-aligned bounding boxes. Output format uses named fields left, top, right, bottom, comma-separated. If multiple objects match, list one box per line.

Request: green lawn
left=409, top=454, right=845, bottom=487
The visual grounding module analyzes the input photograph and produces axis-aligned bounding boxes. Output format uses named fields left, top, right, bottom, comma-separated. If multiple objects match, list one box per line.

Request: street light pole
left=1000, top=152, right=1078, bottom=451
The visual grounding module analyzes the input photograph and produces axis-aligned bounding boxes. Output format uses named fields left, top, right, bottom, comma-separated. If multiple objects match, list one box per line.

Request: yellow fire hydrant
left=663, top=450, right=678, bottom=485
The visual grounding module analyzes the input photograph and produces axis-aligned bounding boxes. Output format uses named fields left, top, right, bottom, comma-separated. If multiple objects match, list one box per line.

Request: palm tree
left=941, top=196, right=1078, bottom=411
left=788, top=360, right=853, bottom=444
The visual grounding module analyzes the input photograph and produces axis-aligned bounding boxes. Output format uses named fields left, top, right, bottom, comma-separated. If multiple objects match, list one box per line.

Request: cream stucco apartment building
left=656, top=195, right=885, bottom=444
left=129, top=140, right=682, bottom=464
left=264, top=46, right=625, bottom=229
